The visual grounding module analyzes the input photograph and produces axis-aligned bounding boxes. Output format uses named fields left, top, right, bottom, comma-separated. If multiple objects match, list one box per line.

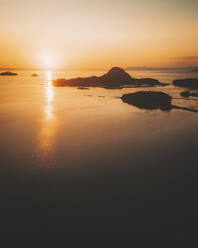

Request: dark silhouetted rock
left=53, top=67, right=166, bottom=89
left=32, top=73, right=38, bottom=77
left=122, top=91, right=198, bottom=113
left=173, top=79, right=198, bottom=89
left=0, top=71, right=18, bottom=76
left=181, top=91, right=198, bottom=98
left=134, top=78, right=168, bottom=87
left=99, top=67, right=133, bottom=87
left=122, top=91, right=172, bottom=111
left=181, top=91, right=190, bottom=97
left=77, top=87, right=89, bottom=90
left=190, top=92, right=198, bottom=97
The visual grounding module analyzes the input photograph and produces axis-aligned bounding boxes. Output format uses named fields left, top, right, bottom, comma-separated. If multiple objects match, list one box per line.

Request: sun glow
left=44, top=57, right=53, bottom=68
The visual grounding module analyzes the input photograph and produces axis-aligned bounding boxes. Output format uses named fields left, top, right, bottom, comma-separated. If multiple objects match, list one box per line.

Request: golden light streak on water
left=36, top=70, right=58, bottom=167
left=45, top=71, right=54, bottom=119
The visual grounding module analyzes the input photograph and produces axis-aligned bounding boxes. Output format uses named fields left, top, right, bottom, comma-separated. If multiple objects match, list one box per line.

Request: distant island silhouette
left=121, top=91, right=198, bottom=113
left=181, top=91, right=198, bottom=98
left=32, top=73, right=38, bottom=77
left=0, top=71, right=18, bottom=76
left=53, top=67, right=168, bottom=89
left=125, top=66, right=198, bottom=71
left=173, top=78, right=198, bottom=89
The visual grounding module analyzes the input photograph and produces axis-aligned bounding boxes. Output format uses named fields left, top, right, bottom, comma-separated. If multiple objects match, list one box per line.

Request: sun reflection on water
left=36, top=70, right=58, bottom=168
left=45, top=71, right=54, bottom=119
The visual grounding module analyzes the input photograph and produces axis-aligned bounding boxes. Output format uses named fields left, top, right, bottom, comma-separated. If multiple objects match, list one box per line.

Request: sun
left=44, top=57, right=52, bottom=67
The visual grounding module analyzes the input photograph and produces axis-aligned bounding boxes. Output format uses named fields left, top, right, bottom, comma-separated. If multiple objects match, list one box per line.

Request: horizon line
left=0, top=66, right=198, bottom=71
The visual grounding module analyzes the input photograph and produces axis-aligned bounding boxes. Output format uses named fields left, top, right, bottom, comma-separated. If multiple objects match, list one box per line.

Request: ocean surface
left=0, top=69, right=198, bottom=234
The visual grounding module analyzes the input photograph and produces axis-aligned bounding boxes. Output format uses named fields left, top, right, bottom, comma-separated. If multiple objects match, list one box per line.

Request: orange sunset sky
left=1, top=0, right=198, bottom=70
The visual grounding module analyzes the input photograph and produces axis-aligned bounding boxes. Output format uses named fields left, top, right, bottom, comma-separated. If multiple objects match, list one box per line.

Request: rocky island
left=53, top=67, right=167, bottom=89
left=173, top=78, right=198, bottom=89
left=32, top=73, right=38, bottom=77
left=181, top=91, right=198, bottom=98
left=122, top=91, right=172, bottom=111
left=0, top=71, right=18, bottom=76
left=121, top=91, right=198, bottom=113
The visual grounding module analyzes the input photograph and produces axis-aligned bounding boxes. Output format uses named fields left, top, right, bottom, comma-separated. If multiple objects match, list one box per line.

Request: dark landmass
left=32, top=73, right=38, bottom=77
left=53, top=67, right=167, bottom=89
left=0, top=71, right=18, bottom=76
left=173, top=78, right=198, bottom=89
left=125, top=66, right=198, bottom=71
left=121, top=91, right=198, bottom=113
left=77, top=87, right=89, bottom=90
left=134, top=78, right=165, bottom=87
left=122, top=91, right=172, bottom=111
left=181, top=91, right=198, bottom=98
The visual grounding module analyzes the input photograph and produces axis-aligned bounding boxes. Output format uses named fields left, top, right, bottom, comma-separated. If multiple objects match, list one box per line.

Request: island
left=121, top=91, right=198, bottom=113
left=122, top=91, right=172, bottom=111
left=53, top=67, right=168, bottom=89
left=0, top=71, right=18, bottom=76
left=32, top=73, right=38, bottom=77
left=173, top=78, right=198, bottom=89
left=181, top=91, right=198, bottom=98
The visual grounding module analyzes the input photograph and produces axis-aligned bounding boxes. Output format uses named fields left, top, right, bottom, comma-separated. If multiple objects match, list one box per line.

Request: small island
left=77, top=87, right=89, bottom=90
left=122, top=91, right=172, bottom=111
left=32, top=73, right=38, bottom=77
left=53, top=67, right=168, bottom=89
left=121, top=91, right=198, bottom=113
left=0, top=71, right=18, bottom=76
left=173, top=78, right=198, bottom=89
left=181, top=91, right=198, bottom=98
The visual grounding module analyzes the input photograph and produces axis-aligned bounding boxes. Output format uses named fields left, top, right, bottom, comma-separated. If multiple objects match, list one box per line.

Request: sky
left=0, top=0, right=198, bottom=70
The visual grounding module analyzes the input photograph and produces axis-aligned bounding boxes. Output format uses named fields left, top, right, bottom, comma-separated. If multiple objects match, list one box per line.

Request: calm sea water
left=1, top=69, right=198, bottom=168
left=0, top=69, right=198, bottom=232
